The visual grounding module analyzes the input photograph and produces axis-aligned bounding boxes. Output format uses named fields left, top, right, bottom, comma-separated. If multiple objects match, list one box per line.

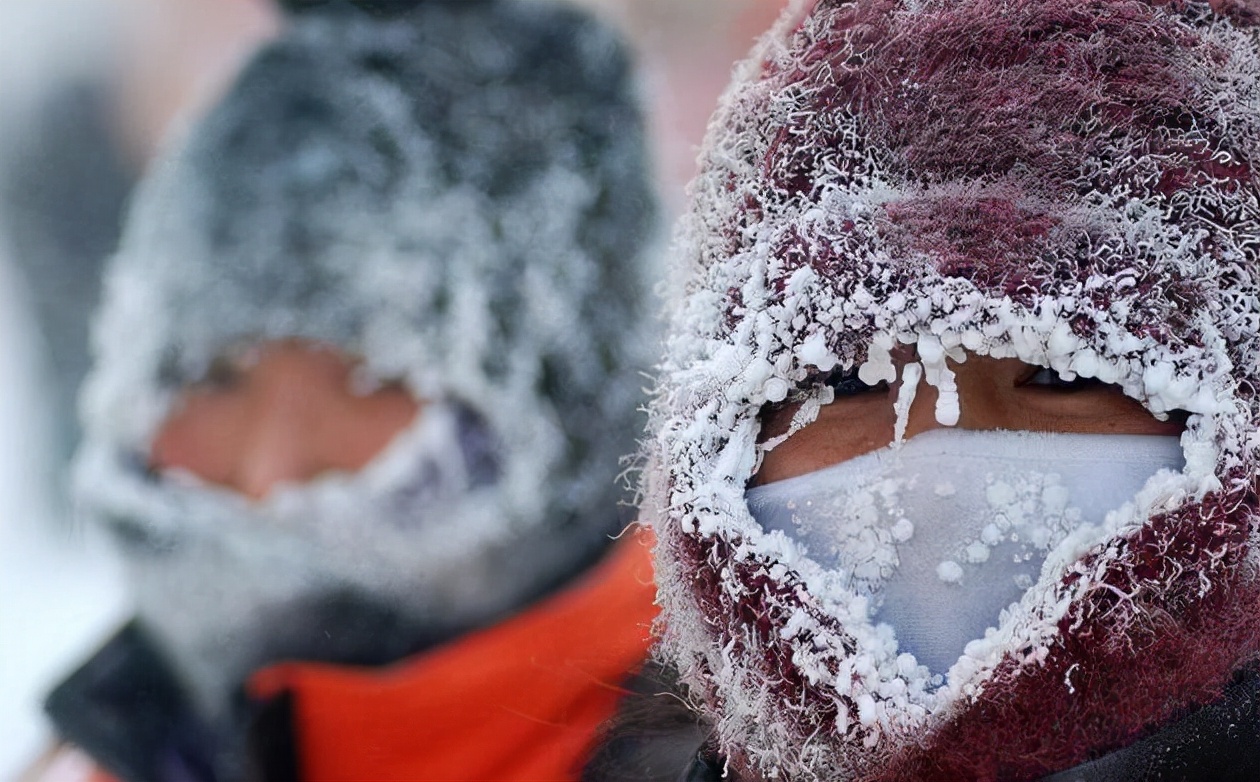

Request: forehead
left=673, top=0, right=1260, bottom=411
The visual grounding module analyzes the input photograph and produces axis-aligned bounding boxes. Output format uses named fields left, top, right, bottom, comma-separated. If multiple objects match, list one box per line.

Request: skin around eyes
left=753, top=354, right=1185, bottom=486
left=148, top=339, right=422, bottom=500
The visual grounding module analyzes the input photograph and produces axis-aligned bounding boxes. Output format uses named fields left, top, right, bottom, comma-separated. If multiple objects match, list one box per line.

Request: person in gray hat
left=30, top=2, right=660, bottom=780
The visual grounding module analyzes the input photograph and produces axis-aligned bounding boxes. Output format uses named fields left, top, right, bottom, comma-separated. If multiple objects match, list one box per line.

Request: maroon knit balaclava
left=646, top=0, right=1260, bottom=779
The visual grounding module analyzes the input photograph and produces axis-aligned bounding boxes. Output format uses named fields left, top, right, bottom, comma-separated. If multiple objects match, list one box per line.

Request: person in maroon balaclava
left=589, top=0, right=1260, bottom=780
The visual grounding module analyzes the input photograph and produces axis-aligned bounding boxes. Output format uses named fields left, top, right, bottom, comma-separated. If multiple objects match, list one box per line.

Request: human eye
left=347, top=364, right=410, bottom=398
left=821, top=366, right=888, bottom=397
left=193, top=354, right=248, bottom=392
left=759, top=365, right=889, bottom=444
left=1018, top=366, right=1105, bottom=392
left=767, top=365, right=886, bottom=412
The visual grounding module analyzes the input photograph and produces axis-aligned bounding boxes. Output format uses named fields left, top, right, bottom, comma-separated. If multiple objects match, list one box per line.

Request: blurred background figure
left=567, top=0, right=785, bottom=213
left=0, top=0, right=280, bottom=480
left=0, top=0, right=784, bottom=777
left=0, top=0, right=278, bottom=777
left=26, top=0, right=658, bottom=779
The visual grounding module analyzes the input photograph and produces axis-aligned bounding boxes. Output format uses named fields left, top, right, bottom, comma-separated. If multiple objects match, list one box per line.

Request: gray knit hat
left=75, top=0, right=657, bottom=721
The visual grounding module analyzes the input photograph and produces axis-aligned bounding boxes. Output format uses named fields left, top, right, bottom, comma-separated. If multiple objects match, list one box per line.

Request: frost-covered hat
left=648, top=0, right=1260, bottom=778
left=76, top=0, right=656, bottom=719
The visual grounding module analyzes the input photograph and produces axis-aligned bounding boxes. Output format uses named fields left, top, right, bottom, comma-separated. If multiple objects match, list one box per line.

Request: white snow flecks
left=647, top=0, right=1260, bottom=778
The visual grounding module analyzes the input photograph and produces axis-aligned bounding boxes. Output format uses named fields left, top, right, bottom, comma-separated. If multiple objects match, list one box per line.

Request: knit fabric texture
left=646, top=0, right=1260, bottom=779
left=75, top=0, right=657, bottom=725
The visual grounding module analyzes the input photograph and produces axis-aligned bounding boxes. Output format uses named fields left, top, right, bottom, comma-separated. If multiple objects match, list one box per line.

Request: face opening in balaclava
left=645, top=0, right=1260, bottom=779
left=745, top=356, right=1189, bottom=677
left=75, top=0, right=658, bottom=730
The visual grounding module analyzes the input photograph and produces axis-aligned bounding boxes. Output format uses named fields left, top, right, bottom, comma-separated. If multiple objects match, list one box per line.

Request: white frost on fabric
left=74, top=2, right=657, bottom=724
left=747, top=429, right=1184, bottom=676
left=645, top=0, right=1260, bottom=777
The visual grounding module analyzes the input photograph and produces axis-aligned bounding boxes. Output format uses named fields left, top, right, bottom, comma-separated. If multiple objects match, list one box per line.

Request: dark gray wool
left=76, top=0, right=658, bottom=730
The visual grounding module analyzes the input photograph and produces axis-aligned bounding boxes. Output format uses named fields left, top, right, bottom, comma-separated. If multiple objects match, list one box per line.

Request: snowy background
left=0, top=0, right=781, bottom=776
left=0, top=0, right=274, bottom=774
left=0, top=3, right=121, bottom=775
left=0, top=261, right=126, bottom=778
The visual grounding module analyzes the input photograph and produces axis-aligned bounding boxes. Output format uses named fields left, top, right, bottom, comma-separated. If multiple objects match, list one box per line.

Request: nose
left=231, top=380, right=326, bottom=500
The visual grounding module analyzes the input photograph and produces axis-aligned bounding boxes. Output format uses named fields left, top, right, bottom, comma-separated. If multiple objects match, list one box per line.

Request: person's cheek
left=1014, top=389, right=1185, bottom=436
left=755, top=397, right=896, bottom=485
left=150, top=393, right=242, bottom=486
left=319, top=389, right=420, bottom=474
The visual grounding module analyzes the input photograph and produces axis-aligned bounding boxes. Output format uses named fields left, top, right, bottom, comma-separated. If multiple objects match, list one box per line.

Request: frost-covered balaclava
left=76, top=0, right=656, bottom=724
left=647, top=0, right=1260, bottom=779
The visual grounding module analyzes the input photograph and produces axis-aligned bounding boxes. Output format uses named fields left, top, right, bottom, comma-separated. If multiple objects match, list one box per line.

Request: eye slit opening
left=763, top=365, right=888, bottom=412
left=194, top=353, right=248, bottom=392
left=756, top=366, right=890, bottom=447
left=821, top=365, right=888, bottom=397
left=1017, top=366, right=1107, bottom=392
left=348, top=363, right=408, bottom=397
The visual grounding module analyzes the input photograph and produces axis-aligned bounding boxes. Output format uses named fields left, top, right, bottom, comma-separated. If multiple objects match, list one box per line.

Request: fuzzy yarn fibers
left=645, top=0, right=1260, bottom=779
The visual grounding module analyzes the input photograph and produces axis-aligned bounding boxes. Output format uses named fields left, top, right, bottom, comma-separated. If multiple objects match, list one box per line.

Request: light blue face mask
left=745, top=428, right=1185, bottom=677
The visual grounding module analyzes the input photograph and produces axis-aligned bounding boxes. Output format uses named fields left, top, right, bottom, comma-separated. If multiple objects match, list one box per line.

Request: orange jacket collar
left=249, top=533, right=658, bottom=781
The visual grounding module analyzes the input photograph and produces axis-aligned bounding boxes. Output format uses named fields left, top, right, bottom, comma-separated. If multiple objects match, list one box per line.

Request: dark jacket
left=45, top=622, right=296, bottom=782
left=585, top=664, right=1260, bottom=782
